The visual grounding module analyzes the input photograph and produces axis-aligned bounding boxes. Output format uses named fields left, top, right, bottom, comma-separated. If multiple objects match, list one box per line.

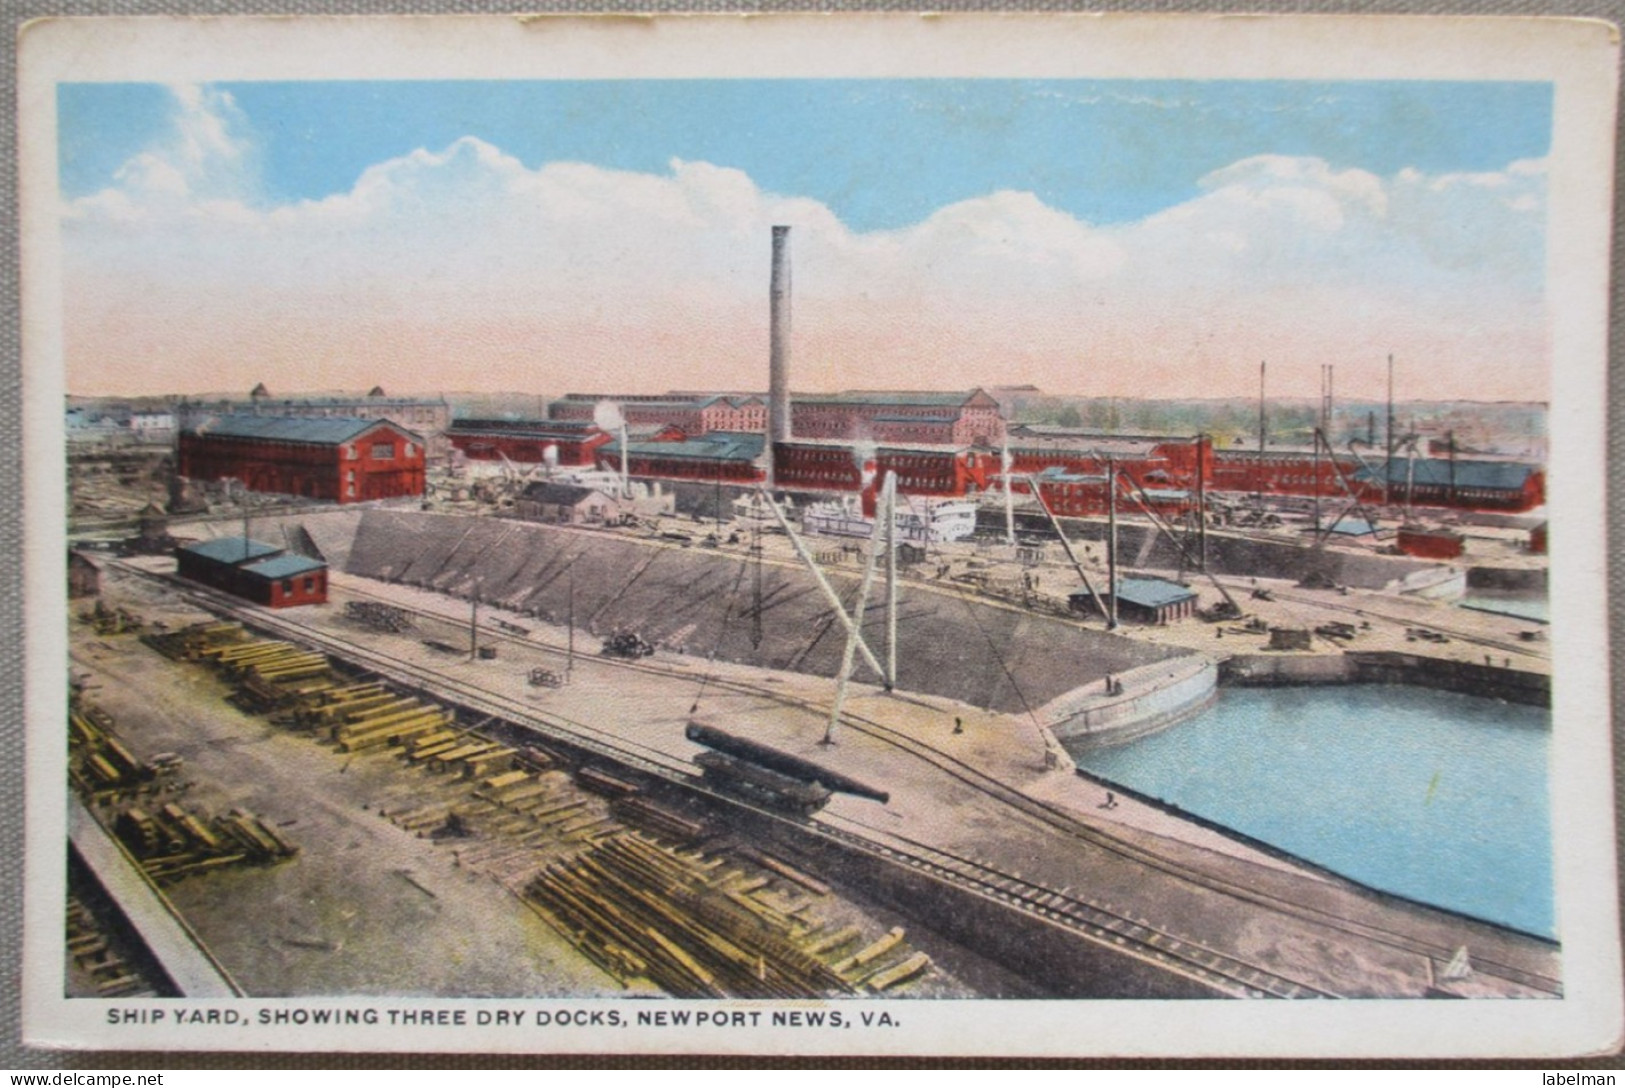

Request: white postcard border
left=18, top=13, right=1622, bottom=1057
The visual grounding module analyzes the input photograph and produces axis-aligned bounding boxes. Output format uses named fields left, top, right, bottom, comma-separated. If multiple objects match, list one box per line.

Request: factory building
left=1015, top=468, right=1193, bottom=519
left=1350, top=458, right=1545, bottom=513
left=551, top=395, right=768, bottom=435
left=550, top=389, right=1004, bottom=447
left=790, top=389, right=1005, bottom=446
left=770, top=441, right=990, bottom=498
left=177, top=416, right=427, bottom=504
left=174, top=536, right=329, bottom=608
left=447, top=419, right=614, bottom=468
left=1208, top=447, right=1350, bottom=496
left=1004, top=427, right=1210, bottom=484
left=597, top=432, right=768, bottom=485
left=1070, top=578, right=1199, bottom=625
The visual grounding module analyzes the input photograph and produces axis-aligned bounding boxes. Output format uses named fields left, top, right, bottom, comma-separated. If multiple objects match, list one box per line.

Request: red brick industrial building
left=790, top=389, right=1005, bottom=446
left=770, top=441, right=991, bottom=498
left=178, top=416, right=426, bottom=504
left=551, top=389, right=1005, bottom=447
left=447, top=419, right=614, bottom=468
left=550, top=394, right=767, bottom=434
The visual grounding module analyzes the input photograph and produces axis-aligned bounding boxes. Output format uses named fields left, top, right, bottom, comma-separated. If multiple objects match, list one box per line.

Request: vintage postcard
left=17, top=14, right=1622, bottom=1057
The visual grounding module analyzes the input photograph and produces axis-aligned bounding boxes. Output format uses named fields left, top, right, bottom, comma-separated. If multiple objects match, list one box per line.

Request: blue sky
left=58, top=79, right=1552, bottom=231
left=57, top=78, right=1554, bottom=399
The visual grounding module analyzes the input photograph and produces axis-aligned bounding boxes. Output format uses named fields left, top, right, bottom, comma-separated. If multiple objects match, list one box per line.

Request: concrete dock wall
left=1045, top=656, right=1219, bottom=749
left=1220, top=652, right=1549, bottom=708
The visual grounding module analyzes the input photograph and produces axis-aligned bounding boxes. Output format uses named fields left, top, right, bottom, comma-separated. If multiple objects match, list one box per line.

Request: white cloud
left=60, top=85, right=1549, bottom=400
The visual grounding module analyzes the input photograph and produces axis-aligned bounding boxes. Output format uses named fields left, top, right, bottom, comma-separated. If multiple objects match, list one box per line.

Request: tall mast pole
left=884, top=472, right=897, bottom=692
left=1002, top=438, right=1015, bottom=548
left=1385, top=353, right=1395, bottom=508
left=1196, top=435, right=1207, bottom=572
left=1106, top=455, right=1119, bottom=631
left=825, top=475, right=886, bottom=745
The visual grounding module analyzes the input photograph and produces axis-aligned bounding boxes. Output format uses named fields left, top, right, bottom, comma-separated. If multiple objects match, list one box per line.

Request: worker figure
left=953, top=716, right=964, bottom=735
left=1099, top=791, right=1118, bottom=810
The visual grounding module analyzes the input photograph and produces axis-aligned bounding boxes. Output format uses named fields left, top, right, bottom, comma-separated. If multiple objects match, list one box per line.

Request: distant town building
left=175, top=536, right=329, bottom=608
left=177, top=416, right=427, bottom=504
left=128, top=411, right=176, bottom=441
left=64, top=407, right=126, bottom=445
left=177, top=385, right=450, bottom=452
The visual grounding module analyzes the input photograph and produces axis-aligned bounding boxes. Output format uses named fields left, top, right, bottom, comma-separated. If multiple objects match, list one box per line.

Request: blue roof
left=604, top=432, right=766, bottom=462
left=1326, top=515, right=1377, bottom=536
left=241, top=554, right=327, bottom=579
left=186, top=415, right=422, bottom=446
left=1353, top=458, right=1537, bottom=491
left=450, top=419, right=600, bottom=438
left=180, top=537, right=282, bottom=564
left=1033, top=466, right=1108, bottom=483
left=1110, top=578, right=1198, bottom=608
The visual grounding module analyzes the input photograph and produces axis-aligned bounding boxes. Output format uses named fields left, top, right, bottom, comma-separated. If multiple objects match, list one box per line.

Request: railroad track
left=112, top=560, right=1561, bottom=998
left=810, top=814, right=1333, bottom=999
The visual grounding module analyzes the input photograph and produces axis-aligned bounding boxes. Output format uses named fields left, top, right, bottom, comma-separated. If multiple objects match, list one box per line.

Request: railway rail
left=108, top=559, right=1561, bottom=998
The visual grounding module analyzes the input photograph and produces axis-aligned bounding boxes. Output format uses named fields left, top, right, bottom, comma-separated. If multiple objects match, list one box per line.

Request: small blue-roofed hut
left=1070, top=577, right=1199, bottom=625
left=175, top=536, right=328, bottom=608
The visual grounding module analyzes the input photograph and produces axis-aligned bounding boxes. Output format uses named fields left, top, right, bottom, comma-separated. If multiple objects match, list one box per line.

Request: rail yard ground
left=69, top=570, right=1036, bottom=999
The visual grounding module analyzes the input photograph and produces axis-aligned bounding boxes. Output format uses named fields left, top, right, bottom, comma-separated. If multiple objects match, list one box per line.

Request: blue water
left=1070, top=685, right=1554, bottom=938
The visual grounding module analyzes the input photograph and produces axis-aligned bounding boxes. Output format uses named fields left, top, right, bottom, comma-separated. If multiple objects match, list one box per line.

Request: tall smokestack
left=768, top=226, right=792, bottom=479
